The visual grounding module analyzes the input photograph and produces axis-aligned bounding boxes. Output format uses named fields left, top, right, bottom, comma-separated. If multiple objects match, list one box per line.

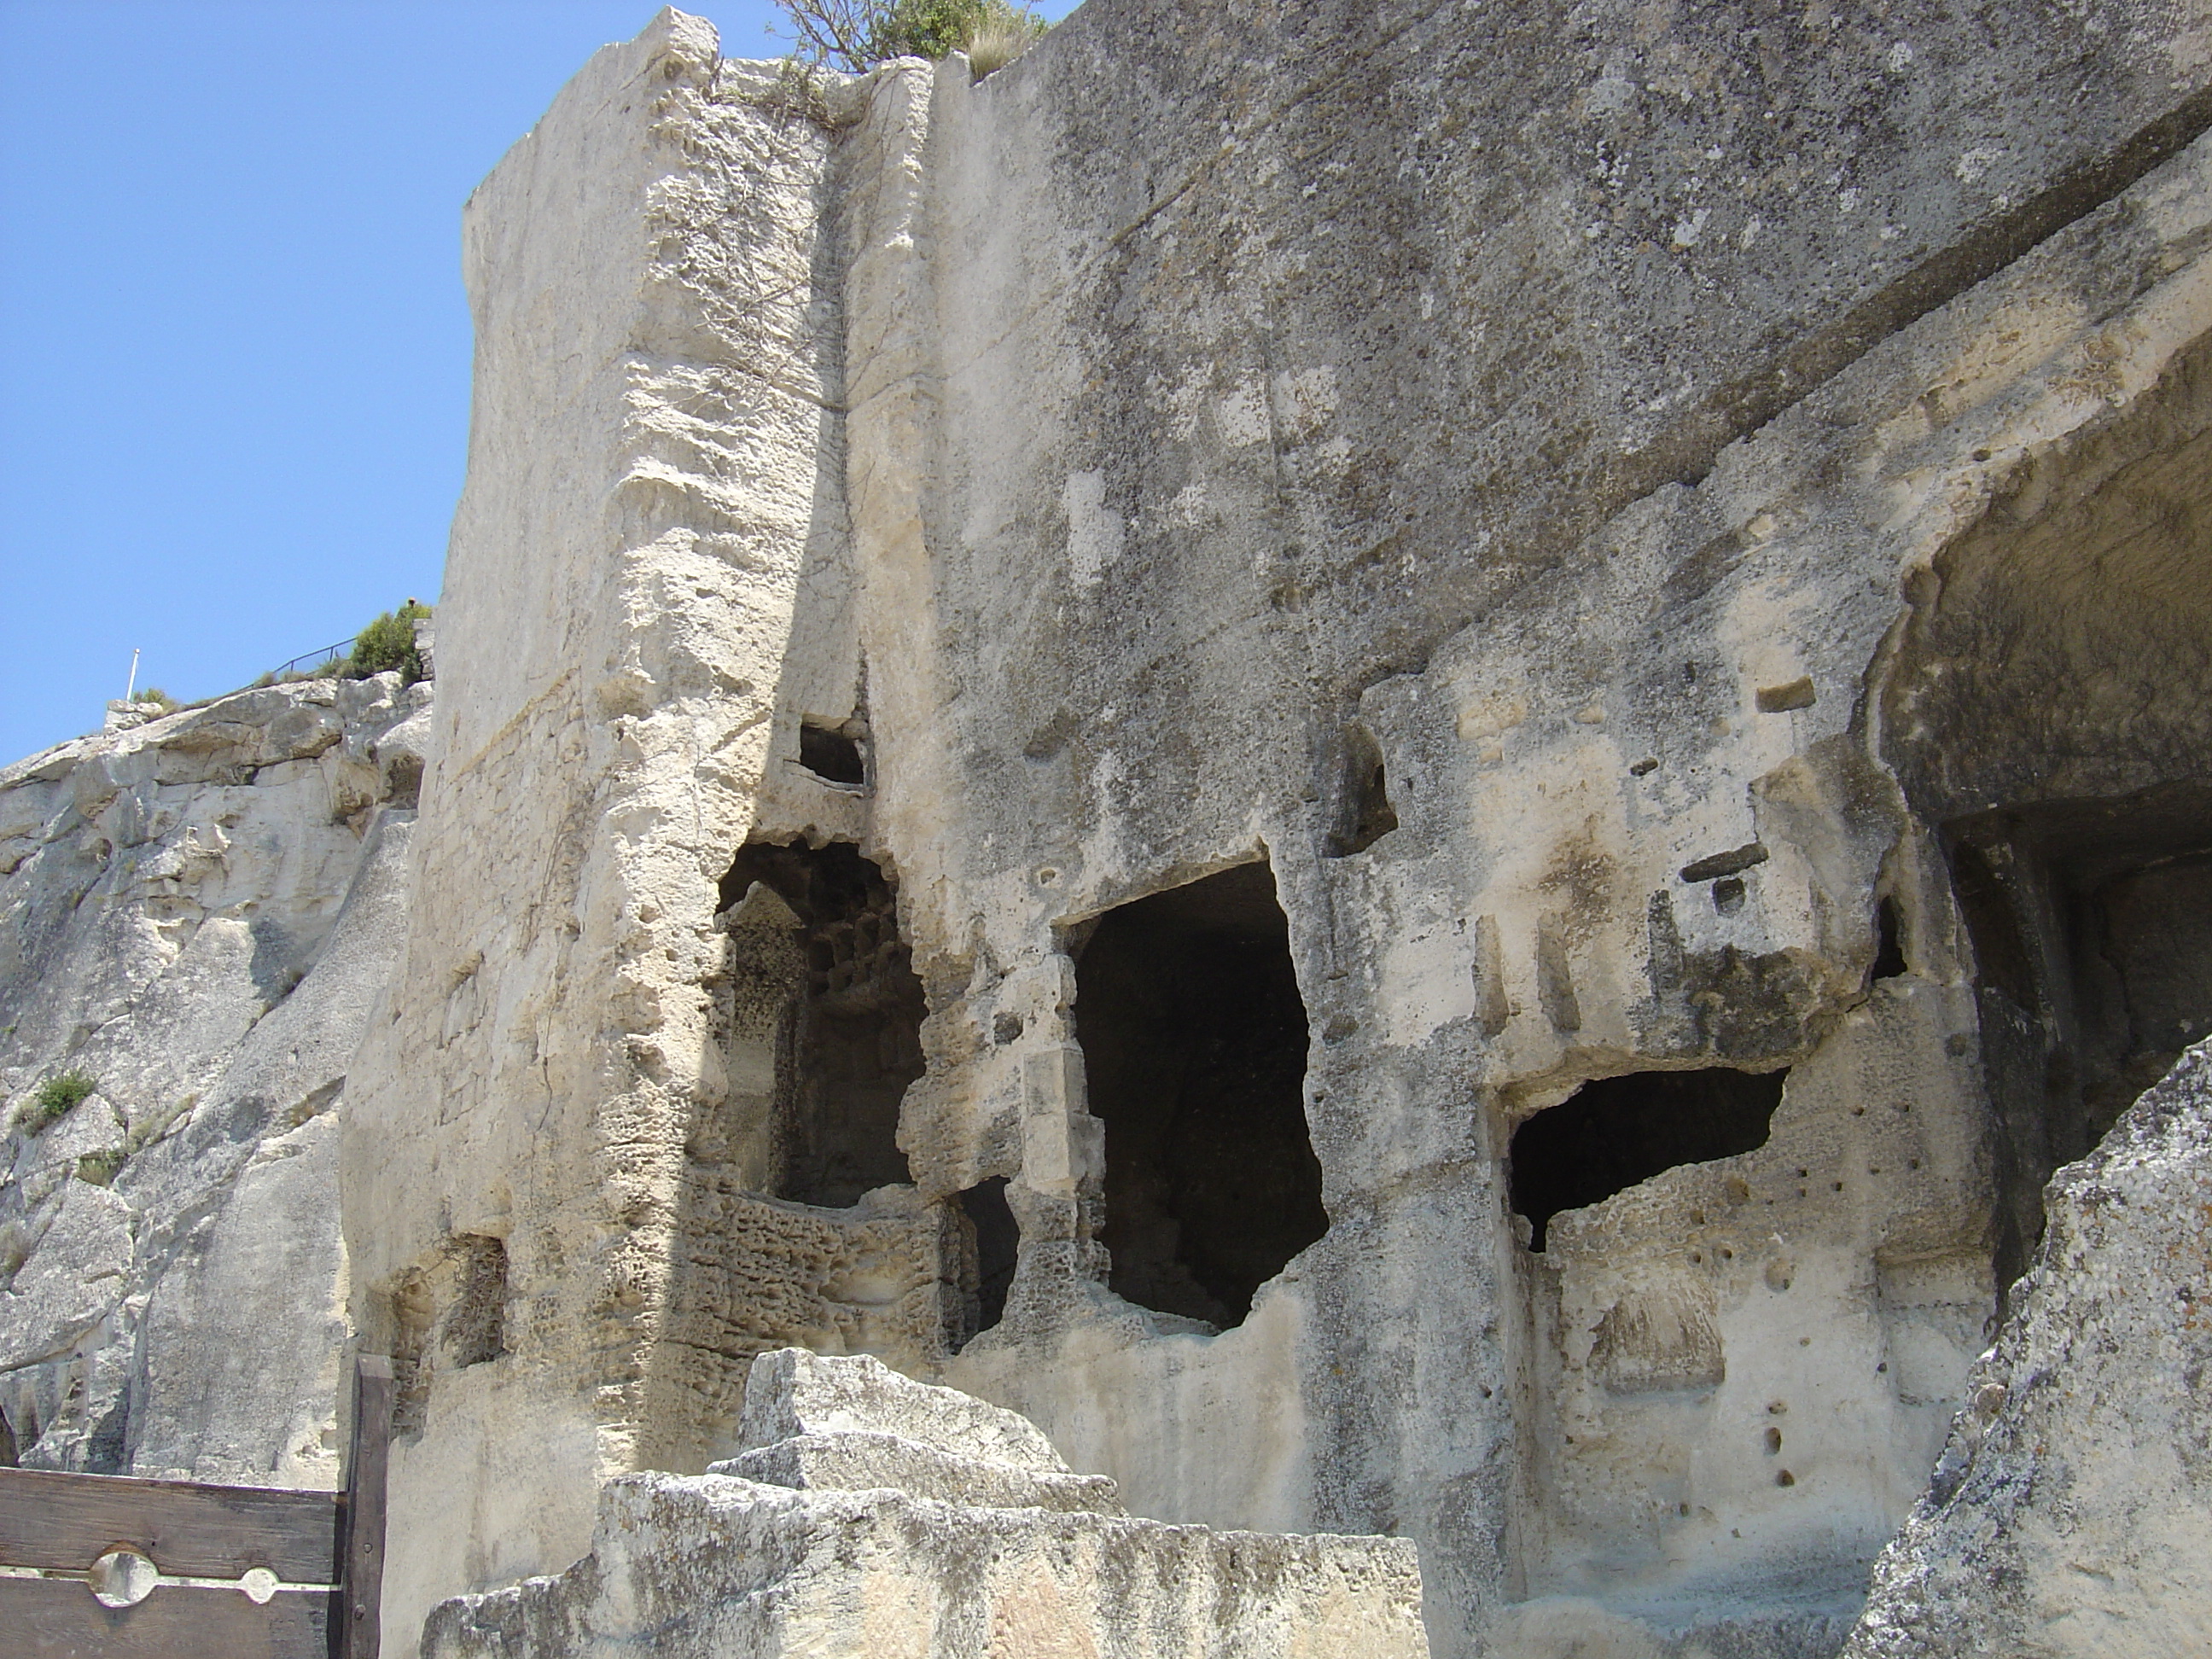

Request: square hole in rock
left=798, top=722, right=866, bottom=787
left=1070, top=860, right=1328, bottom=1328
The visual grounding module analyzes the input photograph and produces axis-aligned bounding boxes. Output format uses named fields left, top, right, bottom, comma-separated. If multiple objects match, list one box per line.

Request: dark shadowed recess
left=1327, top=726, right=1399, bottom=857
left=1510, top=1068, right=1788, bottom=1252
left=719, top=840, right=922, bottom=1206
left=798, top=721, right=866, bottom=787
left=1070, top=861, right=1328, bottom=1329
left=1879, top=352, right=2212, bottom=1293
left=955, top=1177, right=1018, bottom=1350
left=1946, top=785, right=2212, bottom=1287
left=1871, top=894, right=1908, bottom=983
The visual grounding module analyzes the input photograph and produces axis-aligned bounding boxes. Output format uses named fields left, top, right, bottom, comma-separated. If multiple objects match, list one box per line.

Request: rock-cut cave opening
left=1880, top=348, right=2212, bottom=1291
left=954, top=1176, right=1018, bottom=1350
left=1070, top=860, right=1328, bottom=1329
left=1509, top=1068, right=1788, bottom=1252
left=1946, top=787, right=2212, bottom=1285
left=718, top=840, right=923, bottom=1206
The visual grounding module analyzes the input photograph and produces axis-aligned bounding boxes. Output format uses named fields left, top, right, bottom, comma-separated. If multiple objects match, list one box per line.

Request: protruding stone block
left=422, top=1348, right=1428, bottom=1658
left=734, top=1348, right=1071, bottom=1477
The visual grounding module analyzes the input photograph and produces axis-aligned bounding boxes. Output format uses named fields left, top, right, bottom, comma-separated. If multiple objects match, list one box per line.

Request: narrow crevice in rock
left=1871, top=895, right=1909, bottom=983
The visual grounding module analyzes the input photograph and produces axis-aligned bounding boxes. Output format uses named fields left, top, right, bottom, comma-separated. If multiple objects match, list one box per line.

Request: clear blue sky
left=0, top=0, right=898, bottom=765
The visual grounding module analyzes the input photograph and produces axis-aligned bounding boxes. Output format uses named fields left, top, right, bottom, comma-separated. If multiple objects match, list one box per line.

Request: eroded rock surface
left=0, top=674, right=426, bottom=1481
left=1842, top=1039, right=2212, bottom=1657
left=422, top=1348, right=1428, bottom=1659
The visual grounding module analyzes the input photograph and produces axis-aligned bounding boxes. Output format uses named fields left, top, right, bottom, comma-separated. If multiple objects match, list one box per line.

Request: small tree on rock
left=772, top=0, right=1046, bottom=75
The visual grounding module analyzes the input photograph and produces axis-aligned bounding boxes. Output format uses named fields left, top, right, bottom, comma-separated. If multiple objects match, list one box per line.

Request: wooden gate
left=0, top=1354, right=391, bottom=1658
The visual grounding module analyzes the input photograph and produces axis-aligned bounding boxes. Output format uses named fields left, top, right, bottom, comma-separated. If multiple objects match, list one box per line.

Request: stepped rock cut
left=422, top=1349, right=1429, bottom=1658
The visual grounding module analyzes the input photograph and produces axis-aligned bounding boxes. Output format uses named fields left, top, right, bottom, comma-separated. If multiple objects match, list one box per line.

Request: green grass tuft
left=21, top=1070, right=97, bottom=1135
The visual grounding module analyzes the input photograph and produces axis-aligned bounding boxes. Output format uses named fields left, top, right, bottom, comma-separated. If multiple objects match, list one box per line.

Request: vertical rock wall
left=336, top=15, right=952, bottom=1646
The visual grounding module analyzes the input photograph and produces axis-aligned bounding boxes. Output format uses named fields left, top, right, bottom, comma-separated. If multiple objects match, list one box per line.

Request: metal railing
left=264, top=637, right=358, bottom=682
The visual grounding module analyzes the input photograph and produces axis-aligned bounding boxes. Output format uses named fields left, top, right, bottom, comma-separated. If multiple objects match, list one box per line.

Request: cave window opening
left=0, top=1405, right=16, bottom=1467
left=798, top=721, right=867, bottom=788
left=1069, top=859, right=1328, bottom=1328
left=719, top=840, right=923, bottom=1206
left=1327, top=728, right=1399, bottom=856
left=956, top=1176, right=1018, bottom=1348
left=1509, top=1068, right=1788, bottom=1252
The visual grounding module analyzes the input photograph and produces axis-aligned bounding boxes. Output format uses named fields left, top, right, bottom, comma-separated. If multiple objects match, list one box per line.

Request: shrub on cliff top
left=774, top=0, right=1046, bottom=76
left=347, top=601, right=431, bottom=685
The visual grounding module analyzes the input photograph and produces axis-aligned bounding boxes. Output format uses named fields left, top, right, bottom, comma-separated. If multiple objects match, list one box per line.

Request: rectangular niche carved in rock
left=1069, top=859, right=1328, bottom=1329
left=390, top=1232, right=509, bottom=1435
left=1509, top=1068, right=1787, bottom=1252
left=717, top=841, right=923, bottom=1208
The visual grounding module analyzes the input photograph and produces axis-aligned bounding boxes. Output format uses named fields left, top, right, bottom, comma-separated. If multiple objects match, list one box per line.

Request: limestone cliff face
left=6, top=3, right=2209, bottom=1655
left=330, top=4, right=2212, bottom=1657
left=0, top=674, right=427, bottom=1484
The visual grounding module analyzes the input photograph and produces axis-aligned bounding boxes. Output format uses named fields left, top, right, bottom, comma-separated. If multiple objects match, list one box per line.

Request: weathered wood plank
left=0, top=1467, right=339, bottom=1581
left=0, top=1573, right=333, bottom=1658
left=339, top=1353, right=393, bottom=1659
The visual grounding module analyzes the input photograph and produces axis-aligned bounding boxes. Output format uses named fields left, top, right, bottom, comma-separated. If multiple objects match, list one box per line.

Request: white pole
left=125, top=648, right=141, bottom=703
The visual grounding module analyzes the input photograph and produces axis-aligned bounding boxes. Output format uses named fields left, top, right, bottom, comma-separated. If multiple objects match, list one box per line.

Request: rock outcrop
left=1842, top=1038, right=2212, bottom=1657
left=0, top=673, right=427, bottom=1482
left=421, top=1348, right=1429, bottom=1659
